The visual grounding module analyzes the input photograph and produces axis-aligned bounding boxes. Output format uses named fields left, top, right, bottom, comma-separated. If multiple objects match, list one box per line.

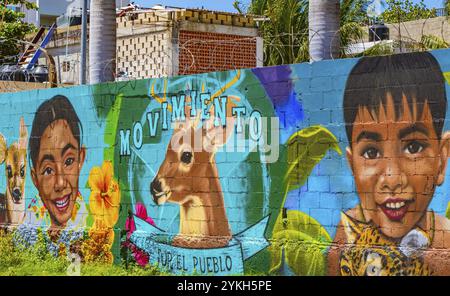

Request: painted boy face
left=31, top=119, right=85, bottom=228
left=347, top=94, right=449, bottom=238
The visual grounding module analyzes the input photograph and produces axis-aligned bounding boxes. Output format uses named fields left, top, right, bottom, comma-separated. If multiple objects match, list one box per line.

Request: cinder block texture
left=1, top=49, right=450, bottom=276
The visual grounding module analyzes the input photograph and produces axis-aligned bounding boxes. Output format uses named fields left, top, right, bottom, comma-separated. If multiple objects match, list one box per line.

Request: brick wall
left=178, top=30, right=257, bottom=75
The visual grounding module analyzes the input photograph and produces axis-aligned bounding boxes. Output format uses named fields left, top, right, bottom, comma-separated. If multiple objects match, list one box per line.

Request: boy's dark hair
left=343, top=52, right=447, bottom=144
left=29, top=95, right=83, bottom=169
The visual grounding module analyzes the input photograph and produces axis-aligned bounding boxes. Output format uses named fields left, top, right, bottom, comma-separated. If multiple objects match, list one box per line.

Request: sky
left=132, top=0, right=248, bottom=12
left=133, top=0, right=445, bottom=13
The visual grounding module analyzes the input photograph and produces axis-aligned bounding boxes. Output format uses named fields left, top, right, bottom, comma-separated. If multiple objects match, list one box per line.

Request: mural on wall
left=328, top=52, right=450, bottom=276
left=0, top=117, right=28, bottom=225
left=11, top=96, right=120, bottom=263
left=0, top=49, right=449, bottom=276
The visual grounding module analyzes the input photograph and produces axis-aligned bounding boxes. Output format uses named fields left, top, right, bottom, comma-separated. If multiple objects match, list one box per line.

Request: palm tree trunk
left=309, top=0, right=341, bottom=61
left=89, top=0, right=117, bottom=84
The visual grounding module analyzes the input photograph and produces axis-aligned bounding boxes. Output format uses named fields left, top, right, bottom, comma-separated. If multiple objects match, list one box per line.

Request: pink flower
left=124, top=203, right=156, bottom=267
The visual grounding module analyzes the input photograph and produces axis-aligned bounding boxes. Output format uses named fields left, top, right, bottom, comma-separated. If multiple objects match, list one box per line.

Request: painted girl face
left=31, top=119, right=85, bottom=228
left=347, top=94, right=450, bottom=238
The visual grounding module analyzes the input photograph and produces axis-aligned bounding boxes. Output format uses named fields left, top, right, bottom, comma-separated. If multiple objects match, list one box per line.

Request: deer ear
left=203, top=115, right=235, bottom=151
left=171, top=119, right=186, bottom=132
left=172, top=110, right=201, bottom=132
left=0, top=133, right=6, bottom=165
left=341, top=212, right=363, bottom=245
left=18, top=117, right=28, bottom=150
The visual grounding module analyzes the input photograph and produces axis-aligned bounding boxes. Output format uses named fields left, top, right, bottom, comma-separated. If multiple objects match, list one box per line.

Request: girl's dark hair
left=343, top=52, right=447, bottom=144
left=29, top=95, right=83, bottom=168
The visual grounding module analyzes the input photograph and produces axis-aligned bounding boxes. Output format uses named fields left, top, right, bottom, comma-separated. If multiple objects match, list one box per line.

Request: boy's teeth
left=55, top=196, right=69, bottom=208
left=386, top=202, right=406, bottom=209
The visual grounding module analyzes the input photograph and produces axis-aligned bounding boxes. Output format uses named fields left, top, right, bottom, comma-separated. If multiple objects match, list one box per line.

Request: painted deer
left=150, top=110, right=234, bottom=249
left=0, top=117, right=28, bottom=225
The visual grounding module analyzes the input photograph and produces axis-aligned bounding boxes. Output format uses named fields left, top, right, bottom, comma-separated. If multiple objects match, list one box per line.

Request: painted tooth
left=395, top=202, right=401, bottom=209
left=56, top=196, right=69, bottom=208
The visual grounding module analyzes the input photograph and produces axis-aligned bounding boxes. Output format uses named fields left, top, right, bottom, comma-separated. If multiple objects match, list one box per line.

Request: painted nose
left=150, top=179, right=163, bottom=198
left=12, top=188, right=21, bottom=202
left=380, top=158, right=405, bottom=193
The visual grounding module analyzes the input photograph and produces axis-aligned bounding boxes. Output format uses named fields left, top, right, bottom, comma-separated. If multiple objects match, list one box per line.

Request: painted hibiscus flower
left=88, top=161, right=121, bottom=228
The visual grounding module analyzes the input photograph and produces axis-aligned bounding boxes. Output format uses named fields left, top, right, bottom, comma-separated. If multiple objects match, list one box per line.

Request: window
left=7, top=5, right=21, bottom=13
left=62, top=61, right=71, bottom=72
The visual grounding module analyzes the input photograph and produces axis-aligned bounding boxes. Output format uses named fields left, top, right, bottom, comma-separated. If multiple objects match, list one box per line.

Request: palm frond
left=355, top=41, right=395, bottom=57
left=339, top=21, right=367, bottom=56
left=233, top=1, right=244, bottom=14
left=419, top=35, right=449, bottom=50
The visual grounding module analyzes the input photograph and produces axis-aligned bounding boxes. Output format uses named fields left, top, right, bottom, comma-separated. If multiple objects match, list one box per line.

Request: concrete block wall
left=44, top=9, right=262, bottom=84
left=386, top=16, right=450, bottom=43
left=175, top=9, right=256, bottom=27
left=117, top=32, right=172, bottom=79
left=115, top=9, right=261, bottom=78
left=1, top=49, right=449, bottom=275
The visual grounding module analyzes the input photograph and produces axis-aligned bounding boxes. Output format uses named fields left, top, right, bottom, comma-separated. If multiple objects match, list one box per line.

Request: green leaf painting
left=284, top=126, right=342, bottom=192
left=445, top=72, right=450, bottom=85
left=446, top=202, right=450, bottom=220
left=284, top=125, right=342, bottom=192
left=104, top=94, right=123, bottom=164
left=269, top=125, right=341, bottom=275
left=269, top=210, right=332, bottom=276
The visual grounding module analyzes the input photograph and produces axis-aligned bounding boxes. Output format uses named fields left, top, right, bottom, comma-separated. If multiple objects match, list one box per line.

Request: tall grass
left=0, top=231, right=162, bottom=276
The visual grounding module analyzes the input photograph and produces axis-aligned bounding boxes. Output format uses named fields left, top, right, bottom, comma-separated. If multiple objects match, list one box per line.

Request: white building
left=8, top=0, right=130, bottom=27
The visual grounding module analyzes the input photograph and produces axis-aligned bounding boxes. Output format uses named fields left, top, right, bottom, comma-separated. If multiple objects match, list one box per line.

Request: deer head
left=150, top=113, right=234, bottom=207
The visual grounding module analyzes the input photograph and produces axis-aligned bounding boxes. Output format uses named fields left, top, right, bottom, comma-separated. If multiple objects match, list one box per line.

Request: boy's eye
left=65, top=158, right=75, bottom=167
left=43, top=167, right=53, bottom=176
left=362, top=147, right=381, bottom=159
left=404, top=141, right=425, bottom=155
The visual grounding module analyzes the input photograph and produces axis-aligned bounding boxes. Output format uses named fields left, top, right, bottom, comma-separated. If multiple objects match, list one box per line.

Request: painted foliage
left=0, top=49, right=449, bottom=276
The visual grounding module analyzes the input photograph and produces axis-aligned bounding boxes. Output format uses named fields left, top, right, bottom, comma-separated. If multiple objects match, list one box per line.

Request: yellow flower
left=88, top=161, right=121, bottom=228
left=39, top=206, right=46, bottom=219
left=82, top=225, right=115, bottom=264
left=90, top=219, right=115, bottom=247
left=58, top=243, right=67, bottom=258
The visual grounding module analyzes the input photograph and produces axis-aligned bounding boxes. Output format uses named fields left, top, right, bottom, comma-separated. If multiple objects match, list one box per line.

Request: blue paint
left=130, top=215, right=270, bottom=275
